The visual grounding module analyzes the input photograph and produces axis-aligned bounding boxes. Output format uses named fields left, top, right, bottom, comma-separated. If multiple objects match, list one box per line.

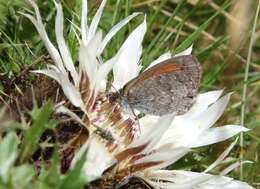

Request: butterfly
left=112, top=55, right=202, bottom=116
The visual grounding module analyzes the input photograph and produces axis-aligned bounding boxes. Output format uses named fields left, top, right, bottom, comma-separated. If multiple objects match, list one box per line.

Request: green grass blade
left=174, top=1, right=231, bottom=54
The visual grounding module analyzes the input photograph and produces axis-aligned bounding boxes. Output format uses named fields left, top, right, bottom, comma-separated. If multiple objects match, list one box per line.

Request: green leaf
left=11, top=164, right=35, bottom=189
left=0, top=132, right=18, bottom=183
left=60, top=149, right=87, bottom=189
left=19, top=101, right=54, bottom=162
left=37, top=151, right=61, bottom=189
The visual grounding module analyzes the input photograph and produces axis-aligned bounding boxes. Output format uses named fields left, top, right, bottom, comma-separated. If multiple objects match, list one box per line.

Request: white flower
left=22, top=0, right=144, bottom=147
left=23, top=0, right=254, bottom=188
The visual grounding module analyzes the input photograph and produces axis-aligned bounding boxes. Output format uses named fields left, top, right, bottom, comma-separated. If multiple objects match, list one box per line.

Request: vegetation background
left=0, top=0, right=259, bottom=188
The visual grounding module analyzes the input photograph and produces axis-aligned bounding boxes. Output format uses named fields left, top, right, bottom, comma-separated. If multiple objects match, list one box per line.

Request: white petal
left=204, top=139, right=238, bottom=173
left=95, top=59, right=115, bottom=92
left=143, top=170, right=254, bottom=189
left=145, top=51, right=172, bottom=70
left=177, top=92, right=231, bottom=137
left=182, top=90, right=224, bottom=119
left=143, top=170, right=213, bottom=189
left=97, top=12, right=141, bottom=56
left=46, top=64, right=60, bottom=72
left=23, top=1, right=66, bottom=74
left=32, top=70, right=85, bottom=111
left=191, top=125, right=249, bottom=148
left=87, top=0, right=106, bottom=42
left=129, top=113, right=175, bottom=153
left=157, top=93, right=237, bottom=148
left=31, top=69, right=59, bottom=81
left=72, top=137, right=115, bottom=182
left=112, top=17, right=146, bottom=89
left=174, top=45, right=193, bottom=57
left=70, top=138, right=89, bottom=170
left=79, top=31, right=102, bottom=88
left=55, top=3, right=79, bottom=86
left=156, top=115, right=199, bottom=148
left=139, top=115, right=160, bottom=135
left=195, top=93, right=232, bottom=131
left=135, top=146, right=189, bottom=170
left=198, top=175, right=255, bottom=189
left=220, top=161, right=253, bottom=176
left=81, top=0, right=88, bottom=45
left=55, top=105, right=85, bottom=126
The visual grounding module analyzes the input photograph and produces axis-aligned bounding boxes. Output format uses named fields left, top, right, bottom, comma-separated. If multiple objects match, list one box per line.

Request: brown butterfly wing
left=121, top=55, right=202, bottom=116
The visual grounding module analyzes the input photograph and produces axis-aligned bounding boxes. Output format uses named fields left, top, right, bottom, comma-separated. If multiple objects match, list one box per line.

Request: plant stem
left=240, top=0, right=260, bottom=180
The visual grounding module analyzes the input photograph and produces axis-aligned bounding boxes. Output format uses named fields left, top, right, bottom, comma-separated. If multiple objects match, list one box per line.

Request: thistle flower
left=22, top=0, right=254, bottom=188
